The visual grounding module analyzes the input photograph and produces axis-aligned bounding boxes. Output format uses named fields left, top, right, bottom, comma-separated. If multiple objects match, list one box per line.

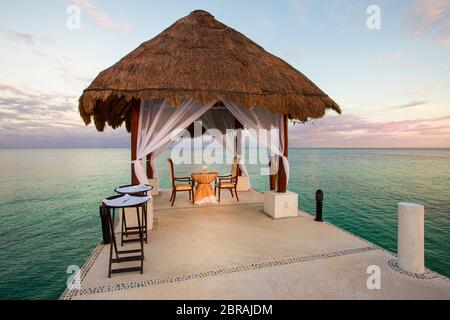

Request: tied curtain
left=199, top=108, right=249, bottom=178
left=222, top=100, right=289, bottom=186
left=133, top=99, right=288, bottom=188
left=133, top=99, right=215, bottom=184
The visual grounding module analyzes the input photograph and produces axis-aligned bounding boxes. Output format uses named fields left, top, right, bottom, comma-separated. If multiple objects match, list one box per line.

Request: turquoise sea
left=0, top=148, right=449, bottom=300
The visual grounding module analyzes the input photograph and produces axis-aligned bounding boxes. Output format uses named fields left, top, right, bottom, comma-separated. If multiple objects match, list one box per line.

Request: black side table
left=101, top=194, right=150, bottom=277
left=115, top=184, right=153, bottom=245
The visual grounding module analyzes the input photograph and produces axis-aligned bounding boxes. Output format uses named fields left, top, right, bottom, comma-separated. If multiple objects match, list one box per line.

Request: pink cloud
left=72, top=0, right=130, bottom=33
left=413, top=0, right=448, bottom=25
left=290, top=114, right=450, bottom=148
left=409, top=0, right=450, bottom=45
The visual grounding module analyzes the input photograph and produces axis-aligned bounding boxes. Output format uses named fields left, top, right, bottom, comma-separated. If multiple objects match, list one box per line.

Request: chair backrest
left=231, top=162, right=238, bottom=177
left=231, top=157, right=240, bottom=177
left=167, top=158, right=175, bottom=188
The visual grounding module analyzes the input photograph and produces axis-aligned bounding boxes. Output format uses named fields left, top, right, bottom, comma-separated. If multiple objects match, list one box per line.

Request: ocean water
left=0, top=148, right=448, bottom=300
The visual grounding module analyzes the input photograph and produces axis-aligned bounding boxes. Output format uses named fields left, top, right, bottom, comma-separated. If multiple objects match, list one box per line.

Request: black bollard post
left=99, top=205, right=111, bottom=244
left=315, top=190, right=323, bottom=222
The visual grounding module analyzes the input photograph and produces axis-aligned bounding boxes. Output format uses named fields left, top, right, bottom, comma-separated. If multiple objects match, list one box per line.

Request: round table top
left=102, top=194, right=150, bottom=208
left=191, top=172, right=218, bottom=184
left=115, top=184, right=153, bottom=195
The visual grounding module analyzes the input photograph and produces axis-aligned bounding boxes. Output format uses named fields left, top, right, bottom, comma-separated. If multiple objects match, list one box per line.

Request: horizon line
left=1, top=147, right=449, bottom=150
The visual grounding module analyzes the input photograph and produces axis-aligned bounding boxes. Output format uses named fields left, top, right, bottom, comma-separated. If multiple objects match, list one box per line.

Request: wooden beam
left=277, top=115, right=289, bottom=193
left=130, top=99, right=140, bottom=184
left=146, top=154, right=153, bottom=179
left=234, top=118, right=244, bottom=176
left=269, top=160, right=277, bottom=191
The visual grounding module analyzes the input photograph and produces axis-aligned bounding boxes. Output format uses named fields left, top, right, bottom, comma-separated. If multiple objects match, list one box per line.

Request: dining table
left=191, top=172, right=218, bottom=205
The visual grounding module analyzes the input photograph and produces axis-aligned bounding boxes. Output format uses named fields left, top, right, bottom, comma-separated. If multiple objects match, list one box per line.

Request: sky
left=0, top=0, right=449, bottom=148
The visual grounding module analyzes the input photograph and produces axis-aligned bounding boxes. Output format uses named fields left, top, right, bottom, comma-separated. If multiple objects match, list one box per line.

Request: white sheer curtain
left=199, top=109, right=249, bottom=177
left=133, top=99, right=287, bottom=187
left=134, top=99, right=215, bottom=184
left=222, top=100, right=289, bottom=186
left=146, top=140, right=172, bottom=179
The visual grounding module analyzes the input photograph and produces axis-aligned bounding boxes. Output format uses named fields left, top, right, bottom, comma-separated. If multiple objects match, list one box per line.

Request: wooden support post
left=269, top=160, right=277, bottom=191
left=277, top=115, right=289, bottom=193
left=234, top=118, right=244, bottom=177
left=130, top=99, right=140, bottom=184
left=146, top=154, right=153, bottom=179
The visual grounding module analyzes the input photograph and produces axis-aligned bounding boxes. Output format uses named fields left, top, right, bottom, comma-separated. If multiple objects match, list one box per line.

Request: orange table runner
left=191, top=172, right=218, bottom=205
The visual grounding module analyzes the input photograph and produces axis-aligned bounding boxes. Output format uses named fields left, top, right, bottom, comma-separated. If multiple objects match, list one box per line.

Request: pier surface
left=61, top=189, right=450, bottom=300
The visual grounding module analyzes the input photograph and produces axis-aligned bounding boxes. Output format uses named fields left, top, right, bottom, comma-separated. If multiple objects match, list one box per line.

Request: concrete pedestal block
left=236, top=176, right=250, bottom=192
left=147, top=178, right=159, bottom=196
left=264, top=191, right=298, bottom=219
left=398, top=202, right=424, bottom=274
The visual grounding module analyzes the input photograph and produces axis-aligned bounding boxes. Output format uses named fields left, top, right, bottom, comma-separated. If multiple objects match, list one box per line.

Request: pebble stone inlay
left=328, top=219, right=449, bottom=282
left=59, top=218, right=159, bottom=300
left=387, top=259, right=442, bottom=280
left=61, top=246, right=377, bottom=300
left=60, top=243, right=105, bottom=300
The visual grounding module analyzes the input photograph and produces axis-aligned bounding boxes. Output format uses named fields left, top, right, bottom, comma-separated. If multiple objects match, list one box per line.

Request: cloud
left=0, top=28, right=51, bottom=46
left=3, top=27, right=49, bottom=45
left=72, top=0, right=130, bottom=33
left=54, top=56, right=96, bottom=85
left=377, top=51, right=418, bottom=68
left=0, top=122, right=128, bottom=148
left=412, top=0, right=448, bottom=29
left=0, top=28, right=36, bottom=45
left=0, top=27, right=97, bottom=87
left=0, top=84, right=79, bottom=128
left=388, top=101, right=428, bottom=109
left=440, top=34, right=450, bottom=44
left=408, top=0, right=450, bottom=45
left=290, top=114, right=450, bottom=148
left=0, top=83, right=129, bottom=148
left=1, top=83, right=448, bottom=148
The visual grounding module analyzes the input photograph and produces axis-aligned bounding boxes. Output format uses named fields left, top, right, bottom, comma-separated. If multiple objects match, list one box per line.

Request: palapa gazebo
left=78, top=10, right=340, bottom=194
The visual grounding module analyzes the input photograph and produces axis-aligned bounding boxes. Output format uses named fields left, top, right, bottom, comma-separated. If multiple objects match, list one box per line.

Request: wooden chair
left=214, top=162, right=239, bottom=203
left=167, top=158, right=194, bottom=206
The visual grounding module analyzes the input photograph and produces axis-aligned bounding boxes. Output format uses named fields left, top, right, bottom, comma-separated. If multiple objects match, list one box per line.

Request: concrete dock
left=60, top=189, right=450, bottom=300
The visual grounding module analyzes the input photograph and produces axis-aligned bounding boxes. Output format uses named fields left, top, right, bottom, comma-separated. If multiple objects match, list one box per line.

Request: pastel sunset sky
left=0, top=0, right=449, bottom=148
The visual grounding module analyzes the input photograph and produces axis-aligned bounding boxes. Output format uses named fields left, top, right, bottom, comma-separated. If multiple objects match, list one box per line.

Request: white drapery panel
left=146, top=140, right=172, bottom=180
left=134, top=99, right=287, bottom=187
left=199, top=109, right=249, bottom=177
left=134, top=99, right=215, bottom=184
left=222, top=100, right=289, bottom=186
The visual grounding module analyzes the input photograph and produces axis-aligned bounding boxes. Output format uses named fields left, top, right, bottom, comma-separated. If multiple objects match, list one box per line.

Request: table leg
left=136, top=206, right=144, bottom=271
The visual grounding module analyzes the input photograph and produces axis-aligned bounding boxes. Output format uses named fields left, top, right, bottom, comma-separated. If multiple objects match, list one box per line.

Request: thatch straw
left=79, top=10, right=341, bottom=132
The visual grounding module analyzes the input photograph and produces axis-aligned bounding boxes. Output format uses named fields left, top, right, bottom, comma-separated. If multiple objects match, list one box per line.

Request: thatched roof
left=79, top=10, right=341, bottom=132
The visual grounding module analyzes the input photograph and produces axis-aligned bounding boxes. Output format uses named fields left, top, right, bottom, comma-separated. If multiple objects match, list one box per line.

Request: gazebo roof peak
left=79, top=9, right=341, bottom=132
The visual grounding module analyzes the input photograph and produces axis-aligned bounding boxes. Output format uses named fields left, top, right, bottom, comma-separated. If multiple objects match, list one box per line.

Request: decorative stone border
left=387, top=259, right=441, bottom=280
left=62, top=246, right=377, bottom=300
left=318, top=217, right=450, bottom=283
left=60, top=218, right=159, bottom=300
left=60, top=243, right=105, bottom=300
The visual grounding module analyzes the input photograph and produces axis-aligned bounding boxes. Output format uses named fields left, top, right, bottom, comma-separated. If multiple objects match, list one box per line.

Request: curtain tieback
left=132, top=159, right=152, bottom=164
